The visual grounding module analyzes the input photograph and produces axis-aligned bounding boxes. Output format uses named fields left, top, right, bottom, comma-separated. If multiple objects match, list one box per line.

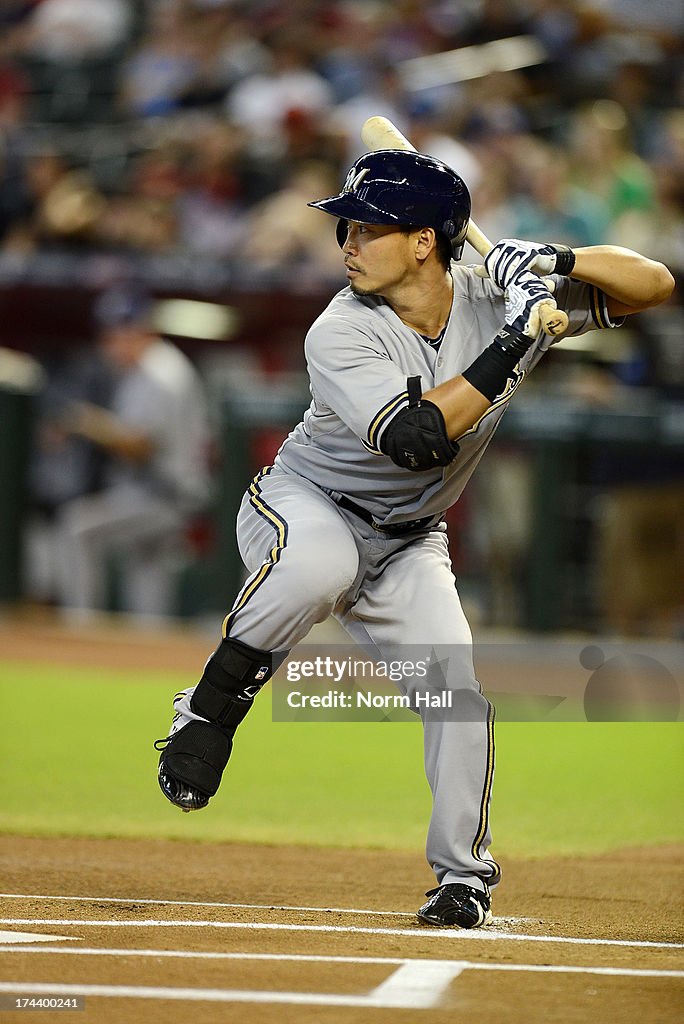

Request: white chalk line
left=1, top=918, right=682, bottom=950
left=370, top=960, right=464, bottom=1007
left=1, top=954, right=682, bottom=1012
left=0, top=979, right=416, bottom=1010
left=0, top=892, right=531, bottom=926
left=0, top=963, right=460, bottom=1012
left=0, top=893, right=413, bottom=919
left=1, top=946, right=683, bottom=980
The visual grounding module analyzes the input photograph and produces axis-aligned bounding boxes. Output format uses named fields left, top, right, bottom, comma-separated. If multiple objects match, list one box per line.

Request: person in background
left=55, top=284, right=212, bottom=620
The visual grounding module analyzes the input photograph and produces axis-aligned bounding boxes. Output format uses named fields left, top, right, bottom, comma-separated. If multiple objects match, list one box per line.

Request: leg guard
left=156, top=637, right=280, bottom=811
left=190, top=636, right=277, bottom=726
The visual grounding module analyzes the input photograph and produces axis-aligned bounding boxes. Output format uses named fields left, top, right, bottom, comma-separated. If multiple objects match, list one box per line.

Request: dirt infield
left=1, top=613, right=682, bottom=1021
left=0, top=836, right=682, bottom=1023
left=0, top=612, right=213, bottom=672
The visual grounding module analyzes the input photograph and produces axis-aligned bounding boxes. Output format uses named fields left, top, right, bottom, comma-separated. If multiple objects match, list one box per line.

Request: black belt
left=333, top=493, right=437, bottom=536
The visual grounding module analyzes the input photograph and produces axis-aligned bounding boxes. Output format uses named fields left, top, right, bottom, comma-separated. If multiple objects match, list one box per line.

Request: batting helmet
left=308, top=149, right=471, bottom=257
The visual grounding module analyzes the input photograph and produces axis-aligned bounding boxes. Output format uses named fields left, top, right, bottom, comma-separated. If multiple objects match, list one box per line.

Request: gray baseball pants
left=181, top=464, right=500, bottom=891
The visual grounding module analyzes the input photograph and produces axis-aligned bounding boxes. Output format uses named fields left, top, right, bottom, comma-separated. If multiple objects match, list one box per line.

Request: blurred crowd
left=0, top=0, right=682, bottom=629
left=0, top=0, right=682, bottom=290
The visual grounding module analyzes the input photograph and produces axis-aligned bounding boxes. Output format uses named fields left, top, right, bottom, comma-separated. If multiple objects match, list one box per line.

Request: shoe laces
left=154, top=692, right=191, bottom=749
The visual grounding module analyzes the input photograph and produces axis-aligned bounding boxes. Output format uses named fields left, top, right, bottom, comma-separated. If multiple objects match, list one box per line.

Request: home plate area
left=0, top=893, right=682, bottom=1024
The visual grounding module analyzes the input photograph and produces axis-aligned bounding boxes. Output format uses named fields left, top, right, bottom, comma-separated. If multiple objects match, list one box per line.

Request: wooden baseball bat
left=360, top=116, right=569, bottom=337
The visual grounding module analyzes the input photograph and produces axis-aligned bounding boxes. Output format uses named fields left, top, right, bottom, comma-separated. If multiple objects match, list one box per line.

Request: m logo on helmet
left=342, top=167, right=371, bottom=194
left=308, top=149, right=472, bottom=258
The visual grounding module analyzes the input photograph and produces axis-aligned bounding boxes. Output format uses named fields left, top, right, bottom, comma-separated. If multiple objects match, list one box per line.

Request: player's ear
left=414, top=227, right=437, bottom=262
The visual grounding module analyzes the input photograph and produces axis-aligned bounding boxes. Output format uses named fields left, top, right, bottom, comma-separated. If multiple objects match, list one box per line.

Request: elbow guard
left=381, top=377, right=460, bottom=472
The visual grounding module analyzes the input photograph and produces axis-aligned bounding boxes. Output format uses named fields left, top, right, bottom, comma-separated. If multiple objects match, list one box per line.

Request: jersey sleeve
left=544, top=276, right=626, bottom=346
left=304, top=316, right=411, bottom=455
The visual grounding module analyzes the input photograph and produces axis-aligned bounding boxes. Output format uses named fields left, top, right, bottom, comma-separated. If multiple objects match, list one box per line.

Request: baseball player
left=154, top=150, right=673, bottom=927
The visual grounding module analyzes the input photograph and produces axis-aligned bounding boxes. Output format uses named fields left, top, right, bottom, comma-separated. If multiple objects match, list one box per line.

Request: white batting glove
left=485, top=238, right=576, bottom=289
left=505, top=271, right=557, bottom=338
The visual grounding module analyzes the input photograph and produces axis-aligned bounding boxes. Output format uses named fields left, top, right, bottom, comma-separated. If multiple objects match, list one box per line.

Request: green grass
left=1, top=660, right=682, bottom=857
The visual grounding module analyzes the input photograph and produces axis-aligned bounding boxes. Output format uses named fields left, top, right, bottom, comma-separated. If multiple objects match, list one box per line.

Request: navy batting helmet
left=308, top=149, right=471, bottom=258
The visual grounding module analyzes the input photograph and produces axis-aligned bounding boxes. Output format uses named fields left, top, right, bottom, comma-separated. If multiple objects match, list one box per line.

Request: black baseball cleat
left=154, top=716, right=232, bottom=813
left=157, top=761, right=209, bottom=813
left=154, top=686, right=236, bottom=813
left=417, top=883, right=493, bottom=929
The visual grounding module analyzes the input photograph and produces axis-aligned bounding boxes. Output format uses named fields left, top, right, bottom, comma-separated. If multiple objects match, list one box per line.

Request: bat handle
left=468, top=224, right=569, bottom=338
left=536, top=301, right=569, bottom=338
left=465, top=221, right=494, bottom=262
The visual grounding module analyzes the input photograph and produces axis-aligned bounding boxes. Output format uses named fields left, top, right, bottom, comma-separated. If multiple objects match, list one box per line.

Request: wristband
left=462, top=328, right=532, bottom=402
left=553, top=245, right=576, bottom=276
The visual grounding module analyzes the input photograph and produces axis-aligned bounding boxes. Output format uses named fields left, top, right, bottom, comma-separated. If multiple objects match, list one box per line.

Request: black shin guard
left=190, top=637, right=276, bottom=727
left=158, top=638, right=281, bottom=805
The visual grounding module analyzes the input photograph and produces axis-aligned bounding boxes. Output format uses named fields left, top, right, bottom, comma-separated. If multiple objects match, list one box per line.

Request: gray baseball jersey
left=276, top=263, right=619, bottom=522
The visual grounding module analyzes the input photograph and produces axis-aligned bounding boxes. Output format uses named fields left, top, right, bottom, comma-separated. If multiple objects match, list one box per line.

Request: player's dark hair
left=401, top=226, right=453, bottom=270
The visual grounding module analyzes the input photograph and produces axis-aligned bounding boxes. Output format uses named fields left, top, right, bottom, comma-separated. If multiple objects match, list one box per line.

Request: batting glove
left=505, top=271, right=557, bottom=338
left=485, top=238, right=576, bottom=289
